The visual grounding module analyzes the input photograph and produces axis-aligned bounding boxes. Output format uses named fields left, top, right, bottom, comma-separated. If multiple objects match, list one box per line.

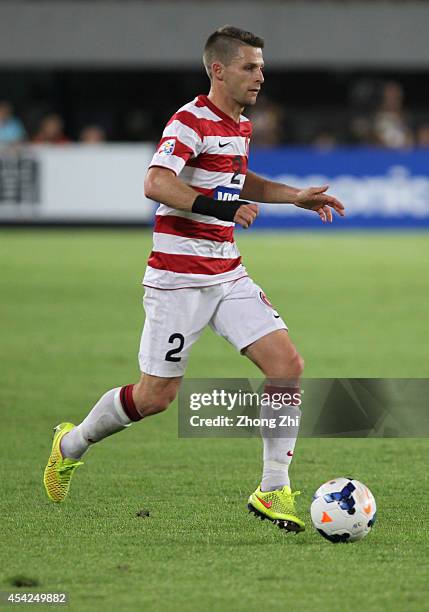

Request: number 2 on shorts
left=165, top=333, right=185, bottom=362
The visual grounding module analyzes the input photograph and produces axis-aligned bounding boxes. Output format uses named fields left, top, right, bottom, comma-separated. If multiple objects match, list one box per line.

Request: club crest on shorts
left=158, top=138, right=176, bottom=156
left=259, top=291, right=281, bottom=319
left=259, top=291, right=274, bottom=308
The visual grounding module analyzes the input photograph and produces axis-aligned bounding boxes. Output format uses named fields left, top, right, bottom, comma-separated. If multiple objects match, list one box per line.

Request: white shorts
left=138, top=276, right=288, bottom=377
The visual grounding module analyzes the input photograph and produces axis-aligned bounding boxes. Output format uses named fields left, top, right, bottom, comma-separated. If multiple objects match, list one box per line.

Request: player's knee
left=288, top=352, right=304, bottom=378
left=271, top=350, right=304, bottom=379
left=293, top=353, right=305, bottom=377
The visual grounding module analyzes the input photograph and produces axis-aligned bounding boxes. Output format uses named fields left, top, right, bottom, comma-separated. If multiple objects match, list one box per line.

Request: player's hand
left=294, top=185, right=345, bottom=223
left=233, top=203, right=259, bottom=229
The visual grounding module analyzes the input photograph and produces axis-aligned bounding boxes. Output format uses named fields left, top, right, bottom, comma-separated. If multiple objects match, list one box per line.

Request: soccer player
left=44, top=26, right=344, bottom=532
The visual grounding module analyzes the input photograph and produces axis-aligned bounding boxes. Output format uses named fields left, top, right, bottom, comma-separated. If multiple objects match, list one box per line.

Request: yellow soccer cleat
left=248, top=485, right=305, bottom=533
left=43, top=423, right=83, bottom=503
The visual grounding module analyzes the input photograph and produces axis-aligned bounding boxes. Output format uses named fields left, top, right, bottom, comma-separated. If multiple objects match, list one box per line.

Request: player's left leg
left=210, top=277, right=305, bottom=532
left=244, top=328, right=304, bottom=489
left=243, top=330, right=305, bottom=531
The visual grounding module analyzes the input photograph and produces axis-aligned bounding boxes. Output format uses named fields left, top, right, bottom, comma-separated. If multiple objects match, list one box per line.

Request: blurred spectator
left=349, top=115, right=373, bottom=145
left=348, top=78, right=379, bottom=145
left=312, top=130, right=338, bottom=151
left=79, top=125, right=106, bottom=144
left=416, top=124, right=429, bottom=148
left=32, top=113, right=70, bottom=144
left=372, top=81, right=413, bottom=148
left=246, top=96, right=284, bottom=147
left=0, top=100, right=26, bottom=145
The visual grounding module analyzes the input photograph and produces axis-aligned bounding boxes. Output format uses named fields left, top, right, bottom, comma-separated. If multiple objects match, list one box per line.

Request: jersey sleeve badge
left=158, top=138, right=176, bottom=156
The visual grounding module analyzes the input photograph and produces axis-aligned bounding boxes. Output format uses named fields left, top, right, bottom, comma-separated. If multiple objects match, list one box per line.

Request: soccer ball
left=311, top=477, right=377, bottom=543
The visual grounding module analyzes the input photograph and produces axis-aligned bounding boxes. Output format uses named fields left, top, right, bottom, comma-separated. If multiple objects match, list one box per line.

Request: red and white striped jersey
left=143, top=94, right=252, bottom=289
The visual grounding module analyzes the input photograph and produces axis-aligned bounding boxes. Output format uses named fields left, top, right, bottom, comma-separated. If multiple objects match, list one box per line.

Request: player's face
left=223, top=46, right=264, bottom=107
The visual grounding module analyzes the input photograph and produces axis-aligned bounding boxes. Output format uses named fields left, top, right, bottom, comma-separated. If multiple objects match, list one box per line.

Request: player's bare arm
left=241, top=170, right=345, bottom=223
left=144, top=166, right=198, bottom=210
left=145, top=166, right=259, bottom=229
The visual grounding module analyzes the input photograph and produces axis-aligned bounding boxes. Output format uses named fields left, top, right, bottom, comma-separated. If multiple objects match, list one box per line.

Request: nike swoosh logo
left=48, top=461, right=56, bottom=468
left=256, top=495, right=273, bottom=509
left=274, top=314, right=280, bottom=319
left=219, top=141, right=231, bottom=148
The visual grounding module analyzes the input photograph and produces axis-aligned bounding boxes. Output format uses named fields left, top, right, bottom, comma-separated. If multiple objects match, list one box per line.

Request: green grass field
left=1, top=230, right=428, bottom=611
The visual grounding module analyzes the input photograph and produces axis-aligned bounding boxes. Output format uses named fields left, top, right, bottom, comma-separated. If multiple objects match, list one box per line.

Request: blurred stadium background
left=1, top=0, right=429, bottom=227
left=1, top=2, right=428, bottom=611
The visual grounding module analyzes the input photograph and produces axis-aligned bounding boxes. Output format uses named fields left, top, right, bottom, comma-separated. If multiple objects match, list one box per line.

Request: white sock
left=61, top=388, right=132, bottom=459
left=261, top=402, right=302, bottom=492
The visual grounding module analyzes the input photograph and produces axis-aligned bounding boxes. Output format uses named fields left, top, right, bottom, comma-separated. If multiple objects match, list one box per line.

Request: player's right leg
left=43, top=374, right=182, bottom=503
left=43, top=284, right=221, bottom=502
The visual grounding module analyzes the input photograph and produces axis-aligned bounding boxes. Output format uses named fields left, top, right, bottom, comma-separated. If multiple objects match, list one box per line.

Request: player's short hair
left=203, top=25, right=264, bottom=80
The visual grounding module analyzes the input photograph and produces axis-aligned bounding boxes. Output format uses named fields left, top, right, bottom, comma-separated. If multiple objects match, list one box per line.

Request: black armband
left=192, top=194, right=247, bottom=222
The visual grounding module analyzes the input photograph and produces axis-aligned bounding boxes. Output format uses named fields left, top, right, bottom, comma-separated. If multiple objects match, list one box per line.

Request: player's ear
left=212, top=62, right=224, bottom=81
